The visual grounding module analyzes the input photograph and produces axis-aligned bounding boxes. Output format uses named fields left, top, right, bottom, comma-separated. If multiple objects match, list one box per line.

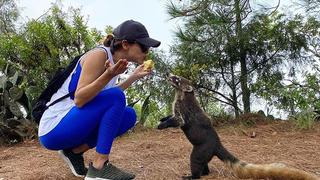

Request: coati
left=158, top=74, right=319, bottom=180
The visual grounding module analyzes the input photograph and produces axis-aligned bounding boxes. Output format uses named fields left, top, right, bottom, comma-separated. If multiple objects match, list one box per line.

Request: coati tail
left=225, top=160, right=319, bottom=180
left=215, top=146, right=319, bottom=180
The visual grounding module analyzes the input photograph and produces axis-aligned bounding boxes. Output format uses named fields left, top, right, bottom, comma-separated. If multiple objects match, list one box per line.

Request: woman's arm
left=74, top=50, right=128, bottom=107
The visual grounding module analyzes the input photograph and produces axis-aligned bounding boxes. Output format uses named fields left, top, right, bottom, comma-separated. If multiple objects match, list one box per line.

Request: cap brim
left=136, top=37, right=161, bottom=48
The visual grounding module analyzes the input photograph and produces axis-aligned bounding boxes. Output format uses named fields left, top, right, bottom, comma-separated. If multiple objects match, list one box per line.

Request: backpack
left=31, top=53, right=84, bottom=124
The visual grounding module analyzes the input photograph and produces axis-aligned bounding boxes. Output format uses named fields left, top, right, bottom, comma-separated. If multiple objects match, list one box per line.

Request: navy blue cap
left=113, top=20, right=161, bottom=48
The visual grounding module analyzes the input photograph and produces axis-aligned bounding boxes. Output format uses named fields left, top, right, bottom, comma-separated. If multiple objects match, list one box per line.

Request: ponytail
left=103, top=34, right=114, bottom=47
left=101, top=33, right=133, bottom=54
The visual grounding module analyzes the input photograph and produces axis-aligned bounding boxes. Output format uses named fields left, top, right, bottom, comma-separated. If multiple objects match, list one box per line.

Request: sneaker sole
left=84, top=177, right=134, bottom=180
left=84, top=177, right=111, bottom=180
left=58, top=150, right=85, bottom=178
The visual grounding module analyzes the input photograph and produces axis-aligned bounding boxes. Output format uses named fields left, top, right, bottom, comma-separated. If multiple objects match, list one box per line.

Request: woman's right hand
left=104, top=59, right=128, bottom=77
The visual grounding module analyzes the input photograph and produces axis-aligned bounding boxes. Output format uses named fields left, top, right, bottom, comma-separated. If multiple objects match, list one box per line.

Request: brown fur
left=229, top=161, right=319, bottom=180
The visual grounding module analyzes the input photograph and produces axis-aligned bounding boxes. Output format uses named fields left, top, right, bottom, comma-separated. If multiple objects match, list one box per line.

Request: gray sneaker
left=58, top=149, right=87, bottom=177
left=84, top=161, right=135, bottom=180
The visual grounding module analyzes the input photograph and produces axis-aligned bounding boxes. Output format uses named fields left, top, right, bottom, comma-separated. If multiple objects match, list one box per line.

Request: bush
left=290, top=110, right=315, bottom=130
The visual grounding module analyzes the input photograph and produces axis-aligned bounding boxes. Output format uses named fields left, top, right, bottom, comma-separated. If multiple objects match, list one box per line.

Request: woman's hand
left=132, top=64, right=152, bottom=79
left=117, top=63, right=152, bottom=90
left=104, top=59, right=128, bottom=77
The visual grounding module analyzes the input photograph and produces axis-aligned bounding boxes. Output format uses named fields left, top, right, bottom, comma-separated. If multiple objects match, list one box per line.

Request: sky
left=17, top=0, right=178, bottom=52
left=16, top=0, right=294, bottom=53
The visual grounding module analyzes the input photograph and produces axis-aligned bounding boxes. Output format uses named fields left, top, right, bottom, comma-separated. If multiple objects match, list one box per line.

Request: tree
left=0, top=4, right=103, bottom=103
left=0, top=0, right=18, bottom=34
left=167, top=0, right=317, bottom=117
left=299, top=0, right=320, bottom=14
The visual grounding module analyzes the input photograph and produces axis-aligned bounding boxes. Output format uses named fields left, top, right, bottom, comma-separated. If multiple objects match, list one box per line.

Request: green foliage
left=201, top=97, right=225, bottom=117
left=0, top=2, right=109, bottom=143
left=0, top=3, right=104, bottom=104
left=250, top=14, right=320, bottom=116
left=289, top=110, right=316, bottom=130
left=0, top=0, right=19, bottom=34
left=167, top=0, right=320, bottom=120
left=125, top=50, right=174, bottom=127
left=298, top=0, right=320, bottom=16
left=140, top=94, right=151, bottom=125
left=0, top=63, right=37, bottom=144
left=143, top=102, right=171, bottom=128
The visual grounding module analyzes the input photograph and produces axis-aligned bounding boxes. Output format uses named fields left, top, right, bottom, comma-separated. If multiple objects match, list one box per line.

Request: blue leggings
left=39, top=87, right=136, bottom=154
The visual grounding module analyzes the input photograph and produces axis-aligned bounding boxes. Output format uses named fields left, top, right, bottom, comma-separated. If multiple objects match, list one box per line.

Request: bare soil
left=1, top=121, right=320, bottom=180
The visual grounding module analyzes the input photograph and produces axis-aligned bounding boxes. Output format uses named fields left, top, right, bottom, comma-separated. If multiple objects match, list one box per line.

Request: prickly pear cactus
left=0, top=64, right=37, bottom=145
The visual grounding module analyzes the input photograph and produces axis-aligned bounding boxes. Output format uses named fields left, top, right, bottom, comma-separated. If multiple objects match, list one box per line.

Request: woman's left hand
left=132, top=64, right=152, bottom=79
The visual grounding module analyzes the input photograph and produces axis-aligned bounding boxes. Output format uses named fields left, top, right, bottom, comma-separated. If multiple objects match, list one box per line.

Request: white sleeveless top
left=38, top=46, right=118, bottom=136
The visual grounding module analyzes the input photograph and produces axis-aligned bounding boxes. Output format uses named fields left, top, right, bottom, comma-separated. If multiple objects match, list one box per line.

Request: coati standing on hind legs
left=158, top=74, right=319, bottom=180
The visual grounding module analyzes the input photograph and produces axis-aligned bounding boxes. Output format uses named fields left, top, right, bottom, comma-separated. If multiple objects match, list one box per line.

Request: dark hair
left=103, top=35, right=117, bottom=54
left=103, top=34, right=135, bottom=54
left=103, top=34, right=114, bottom=47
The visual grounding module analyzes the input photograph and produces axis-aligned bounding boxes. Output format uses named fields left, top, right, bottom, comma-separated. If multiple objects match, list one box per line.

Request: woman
left=38, top=20, right=161, bottom=180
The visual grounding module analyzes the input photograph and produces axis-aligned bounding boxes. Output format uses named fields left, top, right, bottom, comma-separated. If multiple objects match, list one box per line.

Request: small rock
left=250, top=131, right=256, bottom=138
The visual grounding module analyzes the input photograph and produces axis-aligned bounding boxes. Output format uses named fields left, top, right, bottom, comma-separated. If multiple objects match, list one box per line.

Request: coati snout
left=168, top=73, right=194, bottom=92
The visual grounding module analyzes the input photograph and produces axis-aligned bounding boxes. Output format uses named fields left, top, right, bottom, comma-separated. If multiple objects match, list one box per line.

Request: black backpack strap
left=37, top=54, right=84, bottom=103
left=46, top=47, right=107, bottom=108
left=47, top=92, right=72, bottom=107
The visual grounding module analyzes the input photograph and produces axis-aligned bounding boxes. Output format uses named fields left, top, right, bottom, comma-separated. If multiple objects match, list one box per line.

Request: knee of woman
left=110, top=87, right=126, bottom=100
left=125, top=107, right=137, bottom=126
left=100, top=87, right=126, bottom=104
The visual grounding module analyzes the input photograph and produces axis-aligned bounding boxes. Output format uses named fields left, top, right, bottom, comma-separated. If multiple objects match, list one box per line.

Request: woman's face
left=125, top=42, right=149, bottom=64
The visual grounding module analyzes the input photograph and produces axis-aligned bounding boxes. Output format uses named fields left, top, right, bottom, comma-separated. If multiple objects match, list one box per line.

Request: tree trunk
left=230, top=58, right=240, bottom=117
left=235, top=0, right=250, bottom=113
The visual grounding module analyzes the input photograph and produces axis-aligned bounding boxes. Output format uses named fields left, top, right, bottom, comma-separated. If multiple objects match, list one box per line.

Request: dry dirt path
left=0, top=122, right=319, bottom=180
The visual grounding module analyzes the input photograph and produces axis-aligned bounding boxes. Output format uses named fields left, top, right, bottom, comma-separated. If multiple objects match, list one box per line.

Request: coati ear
left=182, top=85, right=193, bottom=92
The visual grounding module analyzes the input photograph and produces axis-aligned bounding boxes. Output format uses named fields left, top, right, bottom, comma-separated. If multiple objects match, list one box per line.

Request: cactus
left=0, top=64, right=37, bottom=145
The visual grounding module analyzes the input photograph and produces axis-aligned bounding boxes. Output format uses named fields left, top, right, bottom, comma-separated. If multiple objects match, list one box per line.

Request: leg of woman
left=84, top=106, right=137, bottom=149
left=40, top=87, right=126, bottom=166
left=116, top=107, right=137, bottom=136
left=82, top=106, right=137, bottom=179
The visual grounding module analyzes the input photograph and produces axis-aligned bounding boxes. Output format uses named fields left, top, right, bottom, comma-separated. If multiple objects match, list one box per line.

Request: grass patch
left=289, top=110, right=316, bottom=130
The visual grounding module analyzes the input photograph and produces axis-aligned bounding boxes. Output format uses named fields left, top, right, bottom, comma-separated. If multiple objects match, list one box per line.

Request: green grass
left=290, top=110, right=316, bottom=130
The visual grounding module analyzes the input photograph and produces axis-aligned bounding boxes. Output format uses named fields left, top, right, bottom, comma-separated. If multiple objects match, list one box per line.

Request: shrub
left=290, top=110, right=315, bottom=130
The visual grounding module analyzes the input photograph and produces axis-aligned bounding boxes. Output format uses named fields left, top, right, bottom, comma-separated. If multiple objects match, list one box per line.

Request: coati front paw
left=157, top=115, right=180, bottom=129
left=159, top=115, right=173, bottom=122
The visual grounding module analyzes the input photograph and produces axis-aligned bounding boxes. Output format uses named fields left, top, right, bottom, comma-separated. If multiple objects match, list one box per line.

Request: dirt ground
left=0, top=121, right=320, bottom=180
